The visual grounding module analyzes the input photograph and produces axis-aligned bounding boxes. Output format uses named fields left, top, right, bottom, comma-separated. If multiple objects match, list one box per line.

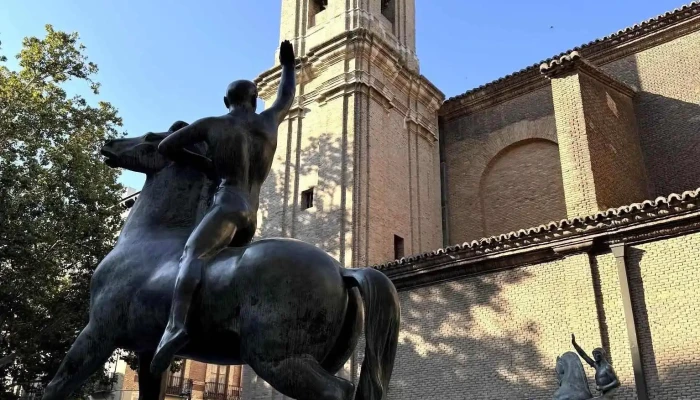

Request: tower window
left=301, top=188, right=314, bottom=210
left=394, top=235, right=404, bottom=260
left=381, top=0, right=395, bottom=24
left=309, top=0, right=328, bottom=27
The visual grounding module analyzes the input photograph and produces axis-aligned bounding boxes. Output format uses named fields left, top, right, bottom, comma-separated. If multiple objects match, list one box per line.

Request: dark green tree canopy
left=0, top=25, right=125, bottom=398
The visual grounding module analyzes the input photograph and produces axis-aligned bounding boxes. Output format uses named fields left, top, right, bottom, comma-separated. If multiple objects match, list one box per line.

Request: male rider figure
left=151, top=41, right=296, bottom=374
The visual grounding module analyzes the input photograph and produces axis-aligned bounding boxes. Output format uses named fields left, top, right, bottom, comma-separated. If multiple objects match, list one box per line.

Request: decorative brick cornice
left=441, top=1, right=700, bottom=118
left=540, top=51, right=637, bottom=98
left=538, top=51, right=583, bottom=78
left=255, top=29, right=443, bottom=138
left=372, top=188, right=700, bottom=289
left=255, top=28, right=444, bottom=106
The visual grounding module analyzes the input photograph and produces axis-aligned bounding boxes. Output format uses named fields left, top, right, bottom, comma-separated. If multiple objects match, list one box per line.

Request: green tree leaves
left=0, top=25, right=124, bottom=399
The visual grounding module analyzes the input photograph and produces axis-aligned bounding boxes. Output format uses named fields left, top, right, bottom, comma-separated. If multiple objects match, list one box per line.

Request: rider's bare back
left=150, top=40, right=296, bottom=374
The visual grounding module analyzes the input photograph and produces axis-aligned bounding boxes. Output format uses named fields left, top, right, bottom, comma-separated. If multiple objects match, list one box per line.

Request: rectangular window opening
left=301, top=188, right=315, bottom=210
left=394, top=234, right=404, bottom=260
left=309, top=0, right=328, bottom=27
left=381, top=0, right=395, bottom=25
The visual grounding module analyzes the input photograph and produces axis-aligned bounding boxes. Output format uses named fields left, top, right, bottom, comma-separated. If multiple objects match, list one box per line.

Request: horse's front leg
left=42, top=323, right=115, bottom=400
left=137, top=352, right=166, bottom=400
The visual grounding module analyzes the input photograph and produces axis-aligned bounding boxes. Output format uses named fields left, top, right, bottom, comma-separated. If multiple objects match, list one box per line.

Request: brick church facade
left=246, top=0, right=700, bottom=399
left=120, top=1, right=700, bottom=399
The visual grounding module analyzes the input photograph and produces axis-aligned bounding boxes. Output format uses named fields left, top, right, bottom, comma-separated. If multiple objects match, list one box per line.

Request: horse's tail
left=341, top=267, right=400, bottom=400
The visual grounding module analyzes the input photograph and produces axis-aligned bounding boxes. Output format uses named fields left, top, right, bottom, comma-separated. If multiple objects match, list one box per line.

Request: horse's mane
left=555, top=352, right=592, bottom=399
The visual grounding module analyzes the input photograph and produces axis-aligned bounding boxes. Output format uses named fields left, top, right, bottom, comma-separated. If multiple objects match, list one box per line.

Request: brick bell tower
left=247, top=3, right=443, bottom=396
left=253, top=0, right=444, bottom=270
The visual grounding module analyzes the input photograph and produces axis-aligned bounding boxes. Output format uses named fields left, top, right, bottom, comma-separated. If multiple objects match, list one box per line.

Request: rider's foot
left=150, top=328, right=189, bottom=375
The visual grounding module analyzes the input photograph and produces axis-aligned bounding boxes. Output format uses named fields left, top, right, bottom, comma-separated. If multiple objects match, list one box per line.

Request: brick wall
left=602, top=29, right=700, bottom=198
left=385, top=230, right=700, bottom=399
left=626, top=235, right=700, bottom=399
left=389, top=254, right=601, bottom=399
left=122, top=366, right=138, bottom=393
left=480, top=139, right=566, bottom=237
left=578, top=72, right=648, bottom=209
left=549, top=65, right=649, bottom=217
left=441, top=86, right=565, bottom=242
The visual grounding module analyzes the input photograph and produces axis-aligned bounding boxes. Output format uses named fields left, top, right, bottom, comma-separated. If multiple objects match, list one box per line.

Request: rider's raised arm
left=261, top=41, right=296, bottom=126
left=158, top=118, right=214, bottom=175
left=571, top=334, right=595, bottom=368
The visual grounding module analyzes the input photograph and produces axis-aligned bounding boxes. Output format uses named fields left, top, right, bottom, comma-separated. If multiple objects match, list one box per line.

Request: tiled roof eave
left=372, top=188, right=700, bottom=273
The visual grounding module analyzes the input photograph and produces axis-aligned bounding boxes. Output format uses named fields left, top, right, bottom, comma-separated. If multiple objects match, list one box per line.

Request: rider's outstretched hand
left=279, top=40, right=295, bottom=67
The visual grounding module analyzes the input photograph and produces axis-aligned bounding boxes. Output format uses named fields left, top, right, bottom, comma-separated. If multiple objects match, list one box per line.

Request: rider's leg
left=150, top=206, right=239, bottom=374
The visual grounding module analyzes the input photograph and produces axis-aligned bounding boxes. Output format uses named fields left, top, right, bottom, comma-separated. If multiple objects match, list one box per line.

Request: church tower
left=254, top=0, right=444, bottom=269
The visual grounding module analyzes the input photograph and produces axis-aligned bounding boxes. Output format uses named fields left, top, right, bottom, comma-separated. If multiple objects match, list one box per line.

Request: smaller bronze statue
left=553, top=352, right=594, bottom=400
left=572, top=334, right=620, bottom=394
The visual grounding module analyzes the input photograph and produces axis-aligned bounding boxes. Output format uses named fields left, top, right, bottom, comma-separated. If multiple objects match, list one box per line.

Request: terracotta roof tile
left=371, top=188, right=700, bottom=271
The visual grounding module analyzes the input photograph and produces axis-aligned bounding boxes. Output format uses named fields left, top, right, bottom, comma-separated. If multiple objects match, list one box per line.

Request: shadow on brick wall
left=605, top=56, right=700, bottom=198
left=387, top=269, right=571, bottom=400
left=244, top=133, right=351, bottom=399
left=625, top=248, right=660, bottom=396
left=633, top=92, right=700, bottom=197
left=257, top=132, right=349, bottom=259
left=250, top=134, right=600, bottom=399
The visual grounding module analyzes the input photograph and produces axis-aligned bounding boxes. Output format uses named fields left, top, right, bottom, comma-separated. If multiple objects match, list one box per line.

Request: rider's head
left=224, top=80, right=258, bottom=112
left=592, top=348, right=605, bottom=363
left=169, top=120, right=189, bottom=132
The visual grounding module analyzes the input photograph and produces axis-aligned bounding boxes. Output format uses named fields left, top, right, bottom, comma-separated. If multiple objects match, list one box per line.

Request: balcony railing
left=203, top=382, right=241, bottom=400
left=13, top=381, right=44, bottom=400
left=165, top=376, right=193, bottom=397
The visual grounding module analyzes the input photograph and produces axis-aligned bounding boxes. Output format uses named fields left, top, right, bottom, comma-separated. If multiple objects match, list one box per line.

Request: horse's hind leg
left=137, top=352, right=165, bottom=400
left=249, top=355, right=355, bottom=400
left=42, top=323, right=115, bottom=400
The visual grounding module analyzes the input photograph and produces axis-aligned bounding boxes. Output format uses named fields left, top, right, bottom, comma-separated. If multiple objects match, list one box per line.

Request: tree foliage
left=0, top=25, right=124, bottom=398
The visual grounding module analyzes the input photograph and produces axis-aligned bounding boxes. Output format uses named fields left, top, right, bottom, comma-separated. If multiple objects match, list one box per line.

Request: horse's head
left=101, top=132, right=169, bottom=174
left=101, top=121, right=193, bottom=174
left=554, top=352, right=592, bottom=399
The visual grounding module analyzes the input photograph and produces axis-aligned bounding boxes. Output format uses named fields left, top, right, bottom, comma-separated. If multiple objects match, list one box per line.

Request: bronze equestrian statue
left=41, top=42, right=401, bottom=400
left=151, top=39, right=297, bottom=375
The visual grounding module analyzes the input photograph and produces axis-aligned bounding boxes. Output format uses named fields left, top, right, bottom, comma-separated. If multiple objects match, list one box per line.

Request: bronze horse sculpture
left=553, top=352, right=595, bottom=400
left=41, top=126, right=401, bottom=400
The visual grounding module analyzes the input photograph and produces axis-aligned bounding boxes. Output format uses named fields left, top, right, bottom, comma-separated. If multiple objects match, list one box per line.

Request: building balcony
left=203, top=382, right=241, bottom=400
left=165, top=376, right=193, bottom=397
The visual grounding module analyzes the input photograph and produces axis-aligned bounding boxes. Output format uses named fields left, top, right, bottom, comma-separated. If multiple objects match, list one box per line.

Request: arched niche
left=479, top=139, right=567, bottom=237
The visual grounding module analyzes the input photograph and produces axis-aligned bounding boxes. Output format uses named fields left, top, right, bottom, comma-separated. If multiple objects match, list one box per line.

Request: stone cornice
left=372, top=188, right=700, bottom=290
left=255, top=28, right=444, bottom=109
left=441, top=1, right=700, bottom=119
left=255, top=30, right=442, bottom=138
left=539, top=51, right=637, bottom=98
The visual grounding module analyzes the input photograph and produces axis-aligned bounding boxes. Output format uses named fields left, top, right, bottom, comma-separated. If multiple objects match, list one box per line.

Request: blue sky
left=1, top=0, right=688, bottom=190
